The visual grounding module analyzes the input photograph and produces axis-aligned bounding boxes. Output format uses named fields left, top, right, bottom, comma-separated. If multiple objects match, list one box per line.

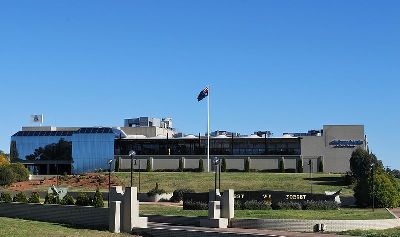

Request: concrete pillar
left=221, top=189, right=234, bottom=219
left=208, top=201, right=221, bottom=219
left=148, top=157, right=153, bottom=171
left=46, top=164, right=50, bottom=175
left=109, top=201, right=121, bottom=233
left=181, top=157, right=185, bottom=170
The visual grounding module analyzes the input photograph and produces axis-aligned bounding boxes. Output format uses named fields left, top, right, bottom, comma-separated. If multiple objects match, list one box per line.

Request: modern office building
left=10, top=117, right=367, bottom=174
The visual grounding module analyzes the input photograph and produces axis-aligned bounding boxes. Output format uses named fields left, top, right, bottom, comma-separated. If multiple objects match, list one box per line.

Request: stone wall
left=0, top=202, right=108, bottom=229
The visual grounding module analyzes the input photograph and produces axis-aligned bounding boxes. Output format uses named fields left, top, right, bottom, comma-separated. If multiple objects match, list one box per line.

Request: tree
left=0, top=151, right=9, bottom=166
left=279, top=158, right=285, bottom=173
left=350, top=148, right=382, bottom=180
left=9, top=141, right=19, bottom=161
left=244, top=157, right=250, bottom=172
left=318, top=159, right=324, bottom=173
left=296, top=159, right=303, bottom=173
left=178, top=158, right=184, bottom=172
left=221, top=158, right=226, bottom=172
left=198, top=159, right=204, bottom=172
left=92, top=189, right=104, bottom=207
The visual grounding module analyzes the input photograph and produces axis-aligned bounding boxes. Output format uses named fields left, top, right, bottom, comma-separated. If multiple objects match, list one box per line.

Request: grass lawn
left=115, top=172, right=353, bottom=196
left=139, top=204, right=393, bottom=220
left=340, top=228, right=400, bottom=237
left=0, top=217, right=132, bottom=237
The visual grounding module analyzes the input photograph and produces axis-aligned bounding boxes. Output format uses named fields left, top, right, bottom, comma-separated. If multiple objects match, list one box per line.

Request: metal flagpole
left=207, top=85, right=210, bottom=172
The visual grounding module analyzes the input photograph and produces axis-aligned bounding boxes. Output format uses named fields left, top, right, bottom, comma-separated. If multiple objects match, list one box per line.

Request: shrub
left=60, top=194, right=75, bottom=205
left=178, top=158, right=184, bottom=172
left=244, top=158, right=250, bottom=172
left=28, top=192, right=40, bottom=203
left=114, top=158, right=120, bottom=172
left=183, top=200, right=208, bottom=210
left=243, top=200, right=271, bottom=210
left=221, top=158, right=226, bottom=172
left=170, top=188, right=195, bottom=202
left=303, top=201, right=339, bottom=210
left=146, top=159, right=152, bottom=172
left=9, top=163, right=29, bottom=182
left=147, top=183, right=166, bottom=197
left=76, top=192, right=92, bottom=206
left=373, top=172, right=400, bottom=208
left=92, top=189, right=104, bottom=207
left=274, top=201, right=302, bottom=210
left=279, top=158, right=285, bottom=173
left=297, top=159, right=303, bottom=173
left=234, top=199, right=243, bottom=210
left=343, top=172, right=355, bottom=186
left=13, top=192, right=28, bottom=203
left=0, top=192, right=12, bottom=203
left=0, top=166, right=15, bottom=186
left=44, top=193, right=60, bottom=204
left=198, top=159, right=204, bottom=172
left=318, top=159, right=324, bottom=173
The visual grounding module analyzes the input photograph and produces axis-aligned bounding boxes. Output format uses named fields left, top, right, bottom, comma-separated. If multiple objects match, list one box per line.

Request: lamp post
left=371, top=163, right=375, bottom=212
left=308, top=159, right=313, bottom=194
left=129, top=150, right=136, bottom=187
left=108, top=159, right=113, bottom=208
left=137, top=157, right=141, bottom=192
left=213, top=157, right=220, bottom=201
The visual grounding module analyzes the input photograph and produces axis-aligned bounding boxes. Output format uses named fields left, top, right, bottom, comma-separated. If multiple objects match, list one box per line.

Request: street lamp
left=308, top=159, right=313, bottom=194
left=213, top=157, right=220, bottom=201
left=129, top=150, right=136, bottom=187
left=108, top=159, right=113, bottom=208
left=136, top=157, right=141, bottom=192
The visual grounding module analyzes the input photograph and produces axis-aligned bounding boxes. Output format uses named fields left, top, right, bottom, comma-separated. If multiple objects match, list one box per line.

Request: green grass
left=139, top=204, right=393, bottom=220
left=115, top=172, right=353, bottom=196
left=0, top=217, right=131, bottom=237
left=340, top=228, right=400, bottom=237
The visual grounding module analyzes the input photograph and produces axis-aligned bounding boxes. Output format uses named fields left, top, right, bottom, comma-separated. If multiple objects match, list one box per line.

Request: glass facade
left=115, top=137, right=301, bottom=156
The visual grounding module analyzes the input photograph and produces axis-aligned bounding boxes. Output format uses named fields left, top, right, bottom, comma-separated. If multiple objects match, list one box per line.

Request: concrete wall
left=0, top=202, right=108, bottom=229
left=117, top=155, right=301, bottom=172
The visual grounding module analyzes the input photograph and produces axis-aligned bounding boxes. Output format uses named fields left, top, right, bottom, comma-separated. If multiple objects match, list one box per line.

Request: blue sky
left=0, top=1, right=399, bottom=168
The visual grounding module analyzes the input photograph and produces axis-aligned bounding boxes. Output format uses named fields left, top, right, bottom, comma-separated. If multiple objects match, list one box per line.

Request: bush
left=274, top=201, right=302, bottom=210
left=28, top=192, right=40, bottom=203
left=243, top=200, right=271, bottom=210
left=44, top=193, right=60, bottom=204
left=13, top=192, right=28, bottom=203
left=221, top=158, right=226, bottom=172
left=244, top=158, right=250, bottom=172
left=0, top=192, right=12, bottom=203
left=373, top=172, right=400, bottom=208
left=344, top=172, right=355, bottom=186
left=9, top=163, right=29, bottom=182
left=318, top=159, right=324, bottom=173
left=170, top=188, right=195, bottom=202
left=183, top=200, right=208, bottom=210
left=297, top=159, right=303, bottom=173
left=147, top=183, right=166, bottom=197
left=178, top=158, right=184, bottom=172
left=76, top=192, right=92, bottom=206
left=60, top=194, right=75, bottom=205
left=303, top=200, right=339, bottom=210
left=0, top=166, right=15, bottom=186
left=279, top=158, right=285, bottom=173
left=146, top=159, right=152, bottom=172
left=198, top=159, right=204, bottom=172
left=234, top=199, right=243, bottom=210
left=92, top=189, right=104, bottom=207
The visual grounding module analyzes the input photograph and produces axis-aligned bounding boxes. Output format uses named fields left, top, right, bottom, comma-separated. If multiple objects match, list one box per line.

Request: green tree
left=296, top=159, right=303, bottom=173
left=9, top=141, right=19, bottom=161
left=244, top=158, right=250, bottom=172
left=318, top=159, right=324, bottom=173
left=178, top=158, right=184, bottom=172
left=373, top=171, right=400, bottom=208
left=350, top=148, right=382, bottom=180
left=221, top=158, right=226, bottom=172
left=0, top=151, right=9, bottom=166
left=198, top=159, right=204, bottom=172
left=28, top=192, right=41, bottom=203
left=279, top=158, right=285, bottom=173
left=92, top=189, right=104, bottom=207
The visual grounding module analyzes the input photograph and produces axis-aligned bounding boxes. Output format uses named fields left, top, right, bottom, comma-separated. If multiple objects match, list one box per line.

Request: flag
left=197, top=87, right=209, bottom=101
left=31, top=114, right=43, bottom=123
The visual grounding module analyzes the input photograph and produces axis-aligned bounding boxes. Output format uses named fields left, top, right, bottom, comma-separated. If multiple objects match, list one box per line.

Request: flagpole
left=207, top=85, right=210, bottom=173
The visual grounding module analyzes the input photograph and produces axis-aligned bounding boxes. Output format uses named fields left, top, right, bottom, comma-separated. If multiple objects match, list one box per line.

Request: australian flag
left=197, top=87, right=209, bottom=101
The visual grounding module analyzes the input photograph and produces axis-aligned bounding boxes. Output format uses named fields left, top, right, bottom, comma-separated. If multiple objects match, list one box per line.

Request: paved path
left=389, top=208, right=400, bottom=218
left=133, top=222, right=354, bottom=237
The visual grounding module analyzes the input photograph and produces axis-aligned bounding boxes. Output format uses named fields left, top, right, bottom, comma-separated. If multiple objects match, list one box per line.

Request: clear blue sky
left=0, top=1, right=399, bottom=168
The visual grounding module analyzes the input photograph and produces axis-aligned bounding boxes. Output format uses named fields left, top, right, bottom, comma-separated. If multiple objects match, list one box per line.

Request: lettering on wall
left=329, top=140, right=363, bottom=148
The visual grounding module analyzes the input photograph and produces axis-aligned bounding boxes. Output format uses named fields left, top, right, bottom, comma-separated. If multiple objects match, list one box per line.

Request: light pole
left=213, top=157, right=220, bottom=201
left=137, top=157, right=141, bottom=192
left=129, top=150, right=136, bottom=187
left=308, top=159, right=313, bottom=194
left=371, top=163, right=375, bottom=212
left=108, top=159, right=113, bottom=208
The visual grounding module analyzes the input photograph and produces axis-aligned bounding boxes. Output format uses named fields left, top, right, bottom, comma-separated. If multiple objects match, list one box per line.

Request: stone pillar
left=148, top=157, right=153, bottom=171
left=181, top=157, right=185, bottom=170
left=109, top=201, right=121, bottom=233
left=208, top=201, right=221, bottom=219
left=221, top=189, right=234, bottom=219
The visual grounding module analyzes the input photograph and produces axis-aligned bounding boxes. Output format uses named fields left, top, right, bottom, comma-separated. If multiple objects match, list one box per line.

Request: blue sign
left=330, top=140, right=363, bottom=148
